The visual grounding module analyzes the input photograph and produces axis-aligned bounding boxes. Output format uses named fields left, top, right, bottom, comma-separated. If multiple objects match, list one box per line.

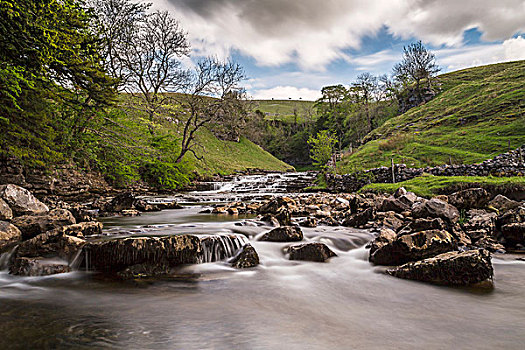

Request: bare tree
left=173, top=58, right=246, bottom=163
left=353, top=72, right=378, bottom=133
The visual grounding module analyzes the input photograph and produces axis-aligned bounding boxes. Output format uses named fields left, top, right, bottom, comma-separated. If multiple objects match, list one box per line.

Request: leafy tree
left=315, top=85, right=349, bottom=151
left=393, top=41, right=440, bottom=102
left=353, top=72, right=378, bottom=133
left=307, top=130, right=337, bottom=169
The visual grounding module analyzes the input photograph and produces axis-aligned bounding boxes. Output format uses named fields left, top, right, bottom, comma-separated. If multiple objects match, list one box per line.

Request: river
left=1, top=173, right=524, bottom=349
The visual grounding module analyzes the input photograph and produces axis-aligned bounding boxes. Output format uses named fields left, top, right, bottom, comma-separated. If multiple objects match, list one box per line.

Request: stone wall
left=327, top=146, right=525, bottom=193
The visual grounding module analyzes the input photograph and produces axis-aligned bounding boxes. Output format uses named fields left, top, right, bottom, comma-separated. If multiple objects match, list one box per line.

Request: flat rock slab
left=387, top=249, right=493, bottom=286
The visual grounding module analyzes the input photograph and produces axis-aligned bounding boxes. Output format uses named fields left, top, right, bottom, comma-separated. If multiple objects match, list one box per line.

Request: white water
left=1, top=173, right=525, bottom=349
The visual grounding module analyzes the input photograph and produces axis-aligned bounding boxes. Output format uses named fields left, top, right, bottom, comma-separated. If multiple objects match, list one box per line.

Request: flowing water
left=1, top=173, right=525, bottom=349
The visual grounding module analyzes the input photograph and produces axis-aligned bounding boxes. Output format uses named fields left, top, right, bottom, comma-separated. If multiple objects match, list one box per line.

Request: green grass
left=339, top=60, right=525, bottom=173
left=252, top=99, right=315, bottom=123
left=360, top=175, right=525, bottom=198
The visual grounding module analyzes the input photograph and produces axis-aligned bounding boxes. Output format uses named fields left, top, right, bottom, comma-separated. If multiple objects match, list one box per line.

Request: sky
left=151, top=0, right=525, bottom=100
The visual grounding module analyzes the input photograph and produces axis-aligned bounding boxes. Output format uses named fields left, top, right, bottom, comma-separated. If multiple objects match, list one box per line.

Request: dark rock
left=275, top=208, right=292, bottom=226
left=106, top=192, right=135, bottom=212
left=259, top=197, right=296, bottom=214
left=11, top=208, right=76, bottom=240
left=259, top=226, right=303, bottom=242
left=369, top=228, right=397, bottom=256
left=448, top=188, right=490, bottom=209
left=394, top=187, right=407, bottom=198
left=0, top=184, right=49, bottom=216
left=501, top=223, right=525, bottom=246
left=288, top=243, right=337, bottom=262
left=230, top=244, right=259, bottom=268
left=380, top=197, right=409, bottom=213
left=475, top=236, right=505, bottom=253
left=343, top=207, right=376, bottom=227
left=134, top=199, right=161, bottom=212
left=85, top=235, right=202, bottom=273
left=0, top=221, right=21, bottom=251
left=63, top=222, right=103, bottom=237
left=488, top=195, right=520, bottom=213
left=387, top=249, right=493, bottom=286
left=402, top=218, right=446, bottom=234
left=413, top=198, right=459, bottom=224
left=370, top=229, right=456, bottom=266
left=299, top=217, right=318, bottom=228
left=117, top=264, right=170, bottom=279
left=397, top=192, right=419, bottom=207
left=10, top=257, right=71, bottom=276
left=156, top=201, right=183, bottom=210
left=0, top=198, right=12, bottom=221
left=15, top=227, right=85, bottom=261
left=376, top=211, right=405, bottom=231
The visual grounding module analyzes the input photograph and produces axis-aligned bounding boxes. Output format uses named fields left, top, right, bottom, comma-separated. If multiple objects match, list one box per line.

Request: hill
left=338, top=60, right=525, bottom=173
left=251, top=99, right=315, bottom=123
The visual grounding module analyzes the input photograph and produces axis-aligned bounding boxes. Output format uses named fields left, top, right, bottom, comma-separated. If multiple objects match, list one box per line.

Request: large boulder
left=413, top=198, right=459, bottom=224
left=9, top=257, right=71, bottom=276
left=299, top=217, right=318, bottom=228
left=369, top=228, right=397, bottom=256
left=259, top=197, right=297, bottom=214
left=85, top=235, right=202, bottom=273
left=343, top=207, right=376, bottom=227
left=462, top=209, right=497, bottom=245
left=448, top=188, right=490, bottom=210
left=370, top=229, right=456, bottom=266
left=289, top=242, right=337, bottom=262
left=11, top=208, right=76, bottom=240
left=259, top=226, right=303, bottom=242
left=15, top=227, right=86, bottom=261
left=230, top=244, right=259, bottom=268
left=488, top=195, right=520, bottom=213
left=0, top=221, right=22, bottom=251
left=0, top=198, right=13, bottom=221
left=106, top=192, right=135, bottom=213
left=400, top=218, right=446, bottom=235
left=387, top=249, right=493, bottom=286
left=0, top=184, right=49, bottom=216
left=380, top=197, right=409, bottom=213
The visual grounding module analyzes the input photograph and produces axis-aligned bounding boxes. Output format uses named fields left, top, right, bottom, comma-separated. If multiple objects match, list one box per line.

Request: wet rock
left=343, top=207, right=375, bottom=227
left=448, top=188, right=490, bottom=210
left=501, top=223, right=525, bottom=247
left=155, top=201, right=183, bottom=210
left=275, top=208, right=292, bottom=226
left=15, top=227, right=86, bottom=261
left=9, top=257, right=71, bottom=276
left=288, top=243, right=337, bottom=262
left=230, top=244, right=259, bottom=268
left=370, top=229, right=456, bottom=266
left=380, top=197, right=410, bottom=213
left=67, top=203, right=96, bottom=222
left=488, top=195, right=520, bottom=213
left=412, top=198, right=459, bottom=224
left=475, top=236, right=505, bottom=253
left=85, top=235, right=202, bottom=273
left=63, top=222, right=103, bottom=237
left=0, top=184, right=49, bottom=216
left=369, top=228, right=397, bottom=256
left=11, top=208, right=76, bottom=240
left=376, top=211, right=405, bottom=231
left=387, top=249, right=493, bottom=286
left=106, top=191, right=135, bottom=212
left=0, top=221, right=21, bottom=251
left=121, top=209, right=141, bottom=217
left=259, top=197, right=296, bottom=214
left=299, top=217, right=318, bottom=228
left=134, top=199, right=160, bottom=212
left=401, top=218, right=446, bottom=235
left=259, top=226, right=303, bottom=242
left=463, top=209, right=497, bottom=245
left=0, top=198, right=12, bottom=221
left=117, top=264, right=170, bottom=279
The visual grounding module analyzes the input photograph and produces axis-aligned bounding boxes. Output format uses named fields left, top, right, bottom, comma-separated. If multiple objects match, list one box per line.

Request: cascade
left=199, top=234, right=249, bottom=263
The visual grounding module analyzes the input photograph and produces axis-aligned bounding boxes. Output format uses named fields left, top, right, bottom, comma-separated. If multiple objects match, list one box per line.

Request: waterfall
left=0, top=246, right=18, bottom=271
left=199, top=234, right=249, bottom=263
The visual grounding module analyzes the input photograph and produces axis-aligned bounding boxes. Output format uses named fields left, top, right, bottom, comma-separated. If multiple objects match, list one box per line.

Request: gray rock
left=288, top=243, right=337, bottom=262
left=370, top=229, right=457, bottom=266
left=380, top=197, right=409, bottom=213
left=413, top=198, right=460, bottom=224
left=259, top=226, right=303, bottom=242
left=0, top=184, right=49, bottom=216
left=10, top=257, right=71, bottom=276
left=448, top=188, right=490, bottom=209
left=488, top=195, right=520, bottom=213
left=0, top=198, right=12, bottom=221
left=387, top=249, right=493, bottom=286
left=369, top=228, right=397, bottom=256
left=501, top=223, right=525, bottom=247
left=299, top=216, right=318, bottom=228
left=343, top=207, right=376, bottom=227
left=11, top=208, right=76, bottom=240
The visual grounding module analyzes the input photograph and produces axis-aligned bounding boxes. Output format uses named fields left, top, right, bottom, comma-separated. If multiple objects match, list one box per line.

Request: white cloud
left=152, top=0, right=525, bottom=70
left=250, top=86, right=321, bottom=100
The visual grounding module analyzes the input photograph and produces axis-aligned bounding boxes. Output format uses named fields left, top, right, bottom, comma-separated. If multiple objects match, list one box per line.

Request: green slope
left=338, top=60, right=525, bottom=173
left=252, top=99, right=315, bottom=123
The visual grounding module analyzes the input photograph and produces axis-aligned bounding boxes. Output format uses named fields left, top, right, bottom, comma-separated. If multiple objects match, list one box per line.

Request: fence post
left=391, top=158, right=395, bottom=183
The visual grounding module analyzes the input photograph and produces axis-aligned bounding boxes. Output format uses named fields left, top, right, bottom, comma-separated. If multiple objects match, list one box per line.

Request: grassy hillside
left=252, top=99, right=315, bottom=123
left=338, top=60, right=525, bottom=173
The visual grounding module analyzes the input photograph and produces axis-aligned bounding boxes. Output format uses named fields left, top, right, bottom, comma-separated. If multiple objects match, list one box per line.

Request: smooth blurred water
left=1, top=176, right=525, bottom=349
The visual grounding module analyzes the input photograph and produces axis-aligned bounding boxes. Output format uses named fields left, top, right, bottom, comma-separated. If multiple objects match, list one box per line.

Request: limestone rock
left=448, top=188, right=490, bottom=210
left=0, top=198, right=12, bottom=221
left=0, top=221, right=21, bottom=251
left=15, top=227, right=86, bottom=261
left=413, top=198, right=459, bottom=224
left=370, top=229, right=456, bottom=266
left=501, top=223, right=525, bottom=247
left=10, top=257, right=71, bottom=276
left=230, top=244, right=259, bottom=268
left=369, top=228, right=397, bottom=256
left=343, top=207, right=375, bottom=227
left=299, top=217, right=318, bottom=228
left=259, top=226, right=303, bottom=242
left=11, top=208, right=76, bottom=240
left=288, top=243, right=337, bottom=262
left=106, top=191, right=135, bottom=212
left=0, top=184, right=49, bottom=216
left=488, top=195, right=520, bottom=213
left=380, top=197, right=410, bottom=213
left=387, top=249, right=493, bottom=286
